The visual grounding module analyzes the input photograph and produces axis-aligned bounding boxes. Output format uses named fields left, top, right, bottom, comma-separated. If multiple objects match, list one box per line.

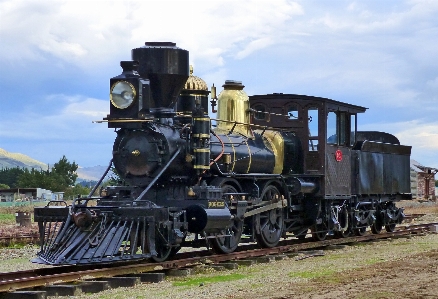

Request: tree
left=0, top=167, right=26, bottom=188
left=0, top=183, right=9, bottom=189
left=64, top=183, right=91, bottom=199
left=46, top=155, right=79, bottom=191
left=17, top=156, right=78, bottom=192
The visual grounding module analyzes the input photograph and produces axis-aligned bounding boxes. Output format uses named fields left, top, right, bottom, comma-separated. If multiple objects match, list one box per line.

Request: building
left=0, top=188, right=57, bottom=202
left=410, top=160, right=437, bottom=201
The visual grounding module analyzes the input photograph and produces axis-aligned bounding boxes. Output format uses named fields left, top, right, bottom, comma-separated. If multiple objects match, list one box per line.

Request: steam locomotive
left=33, top=42, right=412, bottom=265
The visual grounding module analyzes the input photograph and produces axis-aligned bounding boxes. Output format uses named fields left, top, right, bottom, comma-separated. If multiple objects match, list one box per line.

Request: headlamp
left=110, top=81, right=136, bottom=109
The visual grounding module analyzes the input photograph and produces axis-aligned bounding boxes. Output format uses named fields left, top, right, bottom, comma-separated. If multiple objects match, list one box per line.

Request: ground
left=0, top=200, right=437, bottom=299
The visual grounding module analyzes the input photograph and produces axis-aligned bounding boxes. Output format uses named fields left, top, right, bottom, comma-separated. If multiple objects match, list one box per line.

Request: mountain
left=76, top=165, right=108, bottom=181
left=0, top=147, right=105, bottom=181
left=0, top=148, right=48, bottom=170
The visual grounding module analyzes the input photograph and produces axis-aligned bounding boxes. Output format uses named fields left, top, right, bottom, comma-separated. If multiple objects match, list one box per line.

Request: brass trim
left=193, top=149, right=210, bottom=153
left=193, top=118, right=211, bottom=121
left=193, top=134, right=210, bottom=138
left=193, top=165, right=210, bottom=169
left=257, top=130, right=284, bottom=174
left=245, top=139, right=251, bottom=174
left=110, top=80, right=137, bottom=109
left=226, top=135, right=236, bottom=172
left=93, top=119, right=153, bottom=123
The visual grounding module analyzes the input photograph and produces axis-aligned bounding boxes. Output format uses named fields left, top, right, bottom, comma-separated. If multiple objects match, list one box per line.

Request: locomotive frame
left=33, top=42, right=411, bottom=265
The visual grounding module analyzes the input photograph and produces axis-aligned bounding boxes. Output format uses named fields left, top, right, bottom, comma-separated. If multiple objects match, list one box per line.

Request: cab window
left=308, top=107, right=318, bottom=151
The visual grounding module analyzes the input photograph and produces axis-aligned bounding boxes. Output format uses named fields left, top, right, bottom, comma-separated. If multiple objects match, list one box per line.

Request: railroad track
left=0, top=214, right=426, bottom=248
left=0, top=222, right=436, bottom=296
left=0, top=233, right=39, bottom=247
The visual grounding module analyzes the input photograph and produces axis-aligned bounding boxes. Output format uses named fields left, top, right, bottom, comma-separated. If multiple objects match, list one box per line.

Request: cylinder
left=287, top=177, right=318, bottom=195
left=185, top=205, right=232, bottom=233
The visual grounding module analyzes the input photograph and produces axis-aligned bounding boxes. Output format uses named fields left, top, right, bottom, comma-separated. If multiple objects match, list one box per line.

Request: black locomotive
left=33, top=42, right=412, bottom=265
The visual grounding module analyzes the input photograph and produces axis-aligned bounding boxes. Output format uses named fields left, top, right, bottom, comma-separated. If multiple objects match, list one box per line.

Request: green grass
left=288, top=268, right=336, bottom=279
left=364, top=257, right=386, bottom=265
left=0, top=213, right=16, bottom=224
left=172, top=273, right=247, bottom=287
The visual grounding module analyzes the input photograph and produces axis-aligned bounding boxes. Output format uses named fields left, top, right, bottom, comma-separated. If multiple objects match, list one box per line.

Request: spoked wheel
left=335, top=207, right=350, bottom=238
left=354, top=205, right=370, bottom=236
left=150, top=225, right=177, bottom=262
left=211, top=185, right=243, bottom=254
left=335, top=229, right=351, bottom=238
left=254, top=185, right=284, bottom=248
left=371, top=212, right=383, bottom=234
left=385, top=224, right=396, bottom=232
left=311, top=223, right=327, bottom=241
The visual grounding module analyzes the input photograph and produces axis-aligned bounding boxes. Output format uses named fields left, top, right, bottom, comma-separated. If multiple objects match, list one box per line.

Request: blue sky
left=0, top=0, right=437, bottom=168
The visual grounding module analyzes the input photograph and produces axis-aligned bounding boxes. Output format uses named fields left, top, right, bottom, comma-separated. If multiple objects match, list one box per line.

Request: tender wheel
left=311, top=224, right=327, bottom=241
left=211, top=185, right=243, bottom=254
left=385, top=224, right=396, bottom=232
left=335, top=207, right=350, bottom=238
left=254, top=185, right=284, bottom=248
left=371, top=213, right=383, bottom=234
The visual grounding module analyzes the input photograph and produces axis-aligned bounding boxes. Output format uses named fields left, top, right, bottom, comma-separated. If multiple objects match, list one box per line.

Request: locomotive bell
left=176, top=65, right=210, bottom=117
left=216, top=80, right=252, bottom=137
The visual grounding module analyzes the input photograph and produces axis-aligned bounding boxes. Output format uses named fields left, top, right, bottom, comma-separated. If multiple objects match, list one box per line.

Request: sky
left=0, top=0, right=437, bottom=169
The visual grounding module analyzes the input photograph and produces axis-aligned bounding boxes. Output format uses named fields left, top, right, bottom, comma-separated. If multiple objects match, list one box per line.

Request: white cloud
left=0, top=95, right=109, bottom=140
left=1, top=0, right=438, bottom=168
left=0, top=0, right=303, bottom=70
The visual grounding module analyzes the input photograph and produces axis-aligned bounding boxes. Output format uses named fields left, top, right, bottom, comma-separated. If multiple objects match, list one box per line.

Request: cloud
left=1, top=0, right=437, bottom=168
left=0, top=0, right=304, bottom=71
left=0, top=94, right=109, bottom=140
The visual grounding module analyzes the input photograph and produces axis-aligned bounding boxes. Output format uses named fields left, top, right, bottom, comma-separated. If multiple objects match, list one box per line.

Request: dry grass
left=402, top=200, right=438, bottom=215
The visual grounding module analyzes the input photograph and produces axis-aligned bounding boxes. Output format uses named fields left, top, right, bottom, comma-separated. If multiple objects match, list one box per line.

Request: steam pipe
left=88, top=159, right=114, bottom=197
left=134, top=148, right=181, bottom=201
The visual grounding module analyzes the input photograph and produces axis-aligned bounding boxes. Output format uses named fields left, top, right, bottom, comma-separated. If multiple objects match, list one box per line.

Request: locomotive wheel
left=311, top=224, right=327, bottom=241
left=150, top=225, right=177, bottom=262
left=354, top=226, right=367, bottom=236
left=254, top=185, right=284, bottom=248
left=211, top=185, right=243, bottom=254
left=385, top=224, right=396, bottom=232
left=335, top=229, right=351, bottom=238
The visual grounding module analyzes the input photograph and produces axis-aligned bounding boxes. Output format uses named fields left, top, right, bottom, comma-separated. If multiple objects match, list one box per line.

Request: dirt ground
left=1, top=200, right=437, bottom=299
left=258, top=249, right=438, bottom=299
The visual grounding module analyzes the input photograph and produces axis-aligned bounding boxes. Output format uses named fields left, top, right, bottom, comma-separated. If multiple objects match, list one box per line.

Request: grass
left=0, top=213, right=15, bottom=225
left=288, top=268, right=337, bottom=280
left=403, top=202, right=438, bottom=214
left=171, top=273, right=247, bottom=287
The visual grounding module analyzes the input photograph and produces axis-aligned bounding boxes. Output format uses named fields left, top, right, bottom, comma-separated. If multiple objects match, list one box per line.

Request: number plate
left=208, top=200, right=225, bottom=209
